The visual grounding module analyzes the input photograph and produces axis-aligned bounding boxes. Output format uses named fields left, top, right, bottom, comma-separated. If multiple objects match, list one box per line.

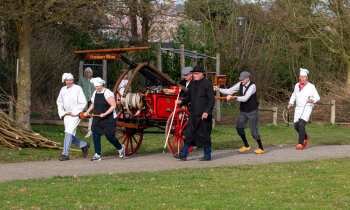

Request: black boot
left=59, top=155, right=69, bottom=161
left=199, top=155, right=211, bottom=161
left=173, top=153, right=187, bottom=161
left=81, top=143, right=90, bottom=158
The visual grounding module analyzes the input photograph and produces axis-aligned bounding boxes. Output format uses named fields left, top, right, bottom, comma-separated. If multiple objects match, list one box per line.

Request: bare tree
left=107, top=0, right=174, bottom=46
left=0, top=0, right=108, bottom=128
left=267, top=0, right=350, bottom=84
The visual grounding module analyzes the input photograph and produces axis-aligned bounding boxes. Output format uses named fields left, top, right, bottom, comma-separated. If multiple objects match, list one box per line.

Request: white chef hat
left=90, top=77, right=105, bottom=87
left=300, top=68, right=309, bottom=76
left=62, top=73, right=74, bottom=83
left=84, top=67, right=93, bottom=75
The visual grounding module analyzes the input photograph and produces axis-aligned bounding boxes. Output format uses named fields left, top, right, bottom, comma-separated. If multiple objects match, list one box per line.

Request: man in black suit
left=174, top=66, right=215, bottom=161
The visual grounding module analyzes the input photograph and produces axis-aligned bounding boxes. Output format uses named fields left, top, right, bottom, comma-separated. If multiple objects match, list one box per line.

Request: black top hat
left=190, top=65, right=205, bottom=73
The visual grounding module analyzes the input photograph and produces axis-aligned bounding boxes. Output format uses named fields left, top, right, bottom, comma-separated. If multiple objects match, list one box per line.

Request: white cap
left=62, top=73, right=74, bottom=83
left=300, top=68, right=309, bottom=76
left=84, top=67, right=93, bottom=75
left=90, top=77, right=105, bottom=86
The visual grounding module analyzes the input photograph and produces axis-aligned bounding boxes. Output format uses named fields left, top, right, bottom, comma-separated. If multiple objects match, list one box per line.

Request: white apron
left=57, top=84, right=87, bottom=135
left=294, top=105, right=313, bottom=123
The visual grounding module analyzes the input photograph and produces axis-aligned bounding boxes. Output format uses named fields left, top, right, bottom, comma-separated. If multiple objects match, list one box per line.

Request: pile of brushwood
left=0, top=109, right=61, bottom=150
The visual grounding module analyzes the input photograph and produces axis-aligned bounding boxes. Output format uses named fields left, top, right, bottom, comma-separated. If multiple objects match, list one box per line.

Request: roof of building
left=161, top=48, right=216, bottom=59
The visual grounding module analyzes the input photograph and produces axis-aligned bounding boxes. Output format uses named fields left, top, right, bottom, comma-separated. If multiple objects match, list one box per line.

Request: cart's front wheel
left=165, top=109, right=193, bottom=154
left=116, top=128, right=143, bottom=156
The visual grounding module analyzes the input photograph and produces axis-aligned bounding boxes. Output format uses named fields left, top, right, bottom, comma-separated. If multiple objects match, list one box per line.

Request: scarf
left=298, top=81, right=308, bottom=92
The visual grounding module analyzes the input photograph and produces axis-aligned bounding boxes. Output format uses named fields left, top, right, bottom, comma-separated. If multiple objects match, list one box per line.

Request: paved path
left=1, top=145, right=350, bottom=182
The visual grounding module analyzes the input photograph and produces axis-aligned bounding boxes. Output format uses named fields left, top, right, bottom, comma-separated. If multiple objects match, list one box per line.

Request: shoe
left=303, top=135, right=309, bottom=147
left=91, top=153, right=101, bottom=161
left=81, top=143, right=90, bottom=158
left=118, top=144, right=125, bottom=159
left=173, top=153, right=187, bottom=161
left=254, top=148, right=264, bottom=154
left=59, top=155, right=69, bottom=161
left=296, top=144, right=303, bottom=150
left=238, top=146, right=251, bottom=153
left=199, top=155, right=211, bottom=161
left=85, top=131, right=92, bottom=138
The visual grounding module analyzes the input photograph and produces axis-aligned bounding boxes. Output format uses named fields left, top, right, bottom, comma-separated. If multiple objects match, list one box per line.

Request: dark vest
left=239, top=81, right=259, bottom=112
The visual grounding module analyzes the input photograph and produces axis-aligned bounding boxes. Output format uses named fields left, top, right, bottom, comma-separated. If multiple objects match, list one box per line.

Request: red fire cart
left=113, top=61, right=192, bottom=155
left=75, top=47, right=191, bottom=156
left=75, top=47, right=228, bottom=156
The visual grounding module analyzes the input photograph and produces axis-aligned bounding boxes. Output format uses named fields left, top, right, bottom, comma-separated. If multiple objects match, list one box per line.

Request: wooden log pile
left=0, top=109, right=61, bottom=150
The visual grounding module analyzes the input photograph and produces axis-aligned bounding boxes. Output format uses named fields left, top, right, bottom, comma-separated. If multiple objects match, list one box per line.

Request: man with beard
left=174, top=66, right=215, bottom=161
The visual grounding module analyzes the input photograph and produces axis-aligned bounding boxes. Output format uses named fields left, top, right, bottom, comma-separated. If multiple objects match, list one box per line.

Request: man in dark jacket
left=179, top=66, right=193, bottom=89
left=214, top=71, right=264, bottom=154
left=174, top=66, right=215, bottom=161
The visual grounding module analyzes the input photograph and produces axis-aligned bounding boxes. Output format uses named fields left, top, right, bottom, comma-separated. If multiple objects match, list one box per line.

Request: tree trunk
left=141, top=17, right=149, bottom=46
left=345, top=54, right=350, bottom=85
left=127, top=0, right=140, bottom=46
left=15, top=18, right=32, bottom=129
left=0, top=20, right=5, bottom=59
left=140, top=0, right=150, bottom=46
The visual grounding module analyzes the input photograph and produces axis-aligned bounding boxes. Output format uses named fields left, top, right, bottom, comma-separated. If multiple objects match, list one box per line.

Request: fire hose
left=121, top=93, right=142, bottom=116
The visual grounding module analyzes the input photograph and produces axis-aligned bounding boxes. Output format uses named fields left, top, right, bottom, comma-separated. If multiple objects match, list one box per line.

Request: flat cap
left=238, top=71, right=250, bottom=80
left=182, top=66, right=193, bottom=75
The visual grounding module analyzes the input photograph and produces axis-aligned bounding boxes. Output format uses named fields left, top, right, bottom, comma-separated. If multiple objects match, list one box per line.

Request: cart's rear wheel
left=165, top=109, right=193, bottom=154
left=116, top=112, right=143, bottom=156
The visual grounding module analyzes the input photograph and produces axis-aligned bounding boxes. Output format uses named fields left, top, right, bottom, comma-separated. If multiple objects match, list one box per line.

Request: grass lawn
left=1, top=158, right=350, bottom=209
left=0, top=123, right=349, bottom=163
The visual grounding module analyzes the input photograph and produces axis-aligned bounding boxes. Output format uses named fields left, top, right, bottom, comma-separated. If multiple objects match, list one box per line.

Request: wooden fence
left=259, top=100, right=336, bottom=126
left=30, top=119, right=88, bottom=127
left=259, top=106, right=278, bottom=126
left=315, top=100, right=336, bottom=124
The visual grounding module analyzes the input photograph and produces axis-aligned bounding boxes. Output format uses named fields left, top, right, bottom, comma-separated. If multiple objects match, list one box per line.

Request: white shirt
left=56, top=84, right=87, bottom=135
left=219, top=81, right=256, bottom=102
left=91, top=88, right=117, bottom=118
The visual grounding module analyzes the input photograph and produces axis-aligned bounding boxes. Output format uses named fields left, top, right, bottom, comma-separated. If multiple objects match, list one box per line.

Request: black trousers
left=294, top=119, right=308, bottom=145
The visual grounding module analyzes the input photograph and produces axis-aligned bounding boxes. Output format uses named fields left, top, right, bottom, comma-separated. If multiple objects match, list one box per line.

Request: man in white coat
left=287, top=68, right=320, bottom=150
left=57, top=73, right=90, bottom=161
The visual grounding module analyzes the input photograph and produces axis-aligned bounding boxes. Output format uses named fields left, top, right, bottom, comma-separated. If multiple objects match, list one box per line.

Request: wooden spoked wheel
left=165, top=109, right=193, bottom=154
left=116, top=112, right=143, bottom=156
